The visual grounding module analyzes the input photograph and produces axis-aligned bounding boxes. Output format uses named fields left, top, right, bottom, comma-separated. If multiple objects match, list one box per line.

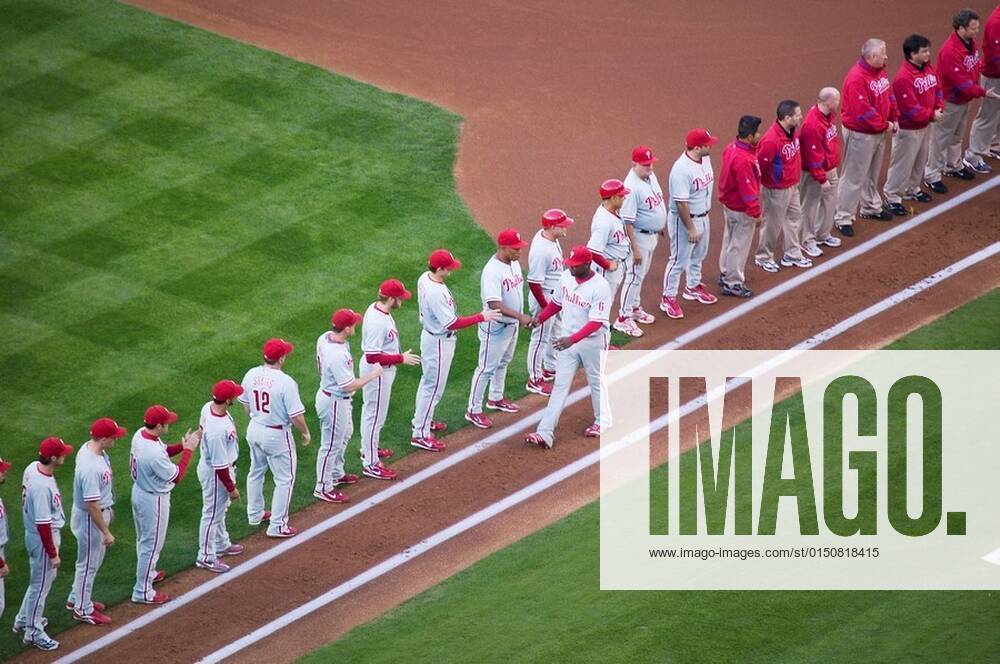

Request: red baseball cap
left=39, top=437, right=74, bottom=458
left=212, top=379, right=244, bottom=402
left=497, top=228, right=528, bottom=249
left=563, top=245, right=594, bottom=267
left=685, top=128, right=719, bottom=149
left=263, top=338, right=294, bottom=362
left=379, top=278, right=412, bottom=300
left=429, top=249, right=462, bottom=271
left=90, top=417, right=128, bottom=439
left=542, top=209, right=574, bottom=228
left=600, top=179, right=631, bottom=199
left=331, top=308, right=363, bottom=329
left=632, top=145, right=658, bottom=165
left=144, top=404, right=179, bottom=427
left=0, top=458, right=12, bottom=473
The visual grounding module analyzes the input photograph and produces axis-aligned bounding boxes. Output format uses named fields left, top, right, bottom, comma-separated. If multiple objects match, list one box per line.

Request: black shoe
left=923, top=180, right=947, bottom=194
left=859, top=208, right=893, bottom=221
left=718, top=274, right=725, bottom=287
left=836, top=224, right=855, bottom=237
left=721, top=282, right=753, bottom=298
left=885, top=202, right=907, bottom=216
left=909, top=191, right=932, bottom=203
left=943, top=167, right=975, bottom=180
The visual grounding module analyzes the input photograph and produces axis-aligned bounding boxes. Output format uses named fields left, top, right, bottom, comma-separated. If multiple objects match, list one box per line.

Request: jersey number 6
left=253, top=389, right=271, bottom=413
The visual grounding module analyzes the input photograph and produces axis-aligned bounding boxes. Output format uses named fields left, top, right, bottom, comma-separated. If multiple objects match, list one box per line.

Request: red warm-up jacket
left=718, top=140, right=762, bottom=217
left=841, top=58, right=898, bottom=134
left=799, top=105, right=841, bottom=184
left=893, top=59, right=944, bottom=130
left=937, top=31, right=985, bottom=104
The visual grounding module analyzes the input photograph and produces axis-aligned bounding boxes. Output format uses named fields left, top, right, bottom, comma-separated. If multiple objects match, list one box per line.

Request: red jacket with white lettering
left=799, top=105, right=841, bottom=184
left=893, top=59, right=944, bottom=130
left=757, top=122, right=801, bottom=190
left=841, top=58, right=899, bottom=134
left=980, top=6, right=1000, bottom=79
left=718, top=139, right=762, bottom=218
left=937, top=31, right=985, bottom=104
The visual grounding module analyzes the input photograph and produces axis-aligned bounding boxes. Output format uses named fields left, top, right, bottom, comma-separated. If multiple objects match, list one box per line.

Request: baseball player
left=240, top=338, right=311, bottom=538
left=13, top=437, right=73, bottom=651
left=800, top=88, right=844, bottom=255
left=411, top=249, right=501, bottom=448
left=360, top=279, right=420, bottom=477
left=620, top=145, right=667, bottom=328
left=0, top=457, right=9, bottom=622
left=317, top=309, right=384, bottom=491
left=131, top=405, right=200, bottom=604
left=526, top=208, right=573, bottom=396
left=466, top=228, right=531, bottom=430
left=589, top=179, right=635, bottom=335
left=524, top=246, right=612, bottom=448
left=718, top=115, right=764, bottom=298
left=968, top=5, right=1000, bottom=165
left=196, top=380, right=245, bottom=573
left=755, top=101, right=809, bottom=271
left=67, top=418, right=126, bottom=625
left=660, top=128, right=719, bottom=319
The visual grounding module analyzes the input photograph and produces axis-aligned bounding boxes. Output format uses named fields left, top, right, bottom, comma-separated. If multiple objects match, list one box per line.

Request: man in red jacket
left=968, top=4, right=1000, bottom=163
left=799, top=87, right=843, bottom=258
left=884, top=34, right=944, bottom=209
left=718, top=115, right=763, bottom=298
left=926, top=9, right=1000, bottom=183
left=834, top=38, right=900, bottom=238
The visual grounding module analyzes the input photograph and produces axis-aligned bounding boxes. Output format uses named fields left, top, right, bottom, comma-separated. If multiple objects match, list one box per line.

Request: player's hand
left=554, top=336, right=573, bottom=351
left=228, top=488, right=241, bottom=501
left=401, top=349, right=421, bottom=366
left=369, top=364, right=384, bottom=378
left=0, top=564, right=9, bottom=578
left=890, top=121, right=899, bottom=134
left=607, top=260, right=620, bottom=272
left=182, top=428, right=201, bottom=451
left=631, top=248, right=643, bottom=265
left=518, top=313, right=534, bottom=328
left=686, top=227, right=700, bottom=243
left=481, top=308, right=502, bottom=322
left=753, top=217, right=763, bottom=226
left=51, top=555, right=61, bottom=568
left=821, top=180, right=832, bottom=191
left=933, top=108, right=944, bottom=122
left=300, top=431, right=312, bottom=447
left=102, top=531, right=115, bottom=547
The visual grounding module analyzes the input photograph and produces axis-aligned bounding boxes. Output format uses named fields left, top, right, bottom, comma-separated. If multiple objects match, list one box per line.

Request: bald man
left=799, top=88, right=844, bottom=256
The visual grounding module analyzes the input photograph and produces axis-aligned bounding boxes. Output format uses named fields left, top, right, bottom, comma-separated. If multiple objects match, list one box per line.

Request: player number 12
left=253, top=389, right=271, bottom=413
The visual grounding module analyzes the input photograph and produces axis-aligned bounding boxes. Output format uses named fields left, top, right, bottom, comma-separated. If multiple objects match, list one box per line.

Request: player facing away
left=526, top=208, right=573, bottom=396
left=316, top=308, right=384, bottom=492
left=0, top=457, right=10, bottom=622
left=524, top=246, right=612, bottom=448
left=240, top=338, right=311, bottom=538
left=411, top=249, right=502, bottom=448
left=67, top=418, right=127, bottom=626
left=660, top=128, right=719, bottom=319
left=360, top=279, right=421, bottom=477
left=196, top=380, right=246, bottom=574
left=13, top=437, right=73, bottom=651
left=620, top=145, right=667, bottom=328
left=588, top=179, right=636, bottom=336
left=130, top=405, right=200, bottom=605
left=466, top=228, right=532, bottom=429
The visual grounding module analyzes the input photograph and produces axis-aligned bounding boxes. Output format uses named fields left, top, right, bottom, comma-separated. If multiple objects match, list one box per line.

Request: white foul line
left=200, top=240, right=1000, bottom=663
left=55, top=176, right=999, bottom=664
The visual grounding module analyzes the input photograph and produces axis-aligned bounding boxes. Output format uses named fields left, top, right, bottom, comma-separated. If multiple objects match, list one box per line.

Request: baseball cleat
left=132, top=591, right=170, bottom=605
left=836, top=224, right=855, bottom=237
left=720, top=282, right=753, bottom=298
left=525, top=379, right=552, bottom=396
left=249, top=511, right=272, bottom=527
left=963, top=158, right=992, bottom=174
left=12, top=618, right=48, bottom=633
left=332, top=473, right=359, bottom=486
left=313, top=489, right=350, bottom=504
left=884, top=202, right=908, bottom=216
left=363, top=463, right=398, bottom=480
left=632, top=308, right=656, bottom=324
left=681, top=284, right=718, bottom=304
left=923, top=179, right=948, bottom=194
left=819, top=236, right=842, bottom=247
left=411, top=436, right=446, bottom=452
left=430, top=420, right=448, bottom=432
left=801, top=243, right=824, bottom=258
left=73, top=609, right=112, bottom=626
left=67, top=600, right=106, bottom=612
left=904, top=191, right=932, bottom=202
left=524, top=433, right=551, bottom=449
left=858, top=208, right=892, bottom=221
left=659, top=296, right=684, bottom=319
left=152, top=570, right=166, bottom=584
left=613, top=316, right=644, bottom=336
left=943, top=167, right=974, bottom=180
left=196, top=559, right=232, bottom=573
left=541, top=369, right=556, bottom=382
left=583, top=423, right=601, bottom=438
left=755, top=258, right=781, bottom=272
left=24, top=635, right=59, bottom=652
left=267, top=526, right=300, bottom=539
left=987, top=148, right=1000, bottom=160
left=780, top=255, right=813, bottom=268
left=219, top=544, right=245, bottom=556
left=486, top=397, right=521, bottom=413
left=465, top=411, right=494, bottom=428
left=378, top=447, right=394, bottom=459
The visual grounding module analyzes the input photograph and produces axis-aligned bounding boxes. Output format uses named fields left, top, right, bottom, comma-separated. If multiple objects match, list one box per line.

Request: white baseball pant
left=131, top=486, right=169, bottom=602
left=67, top=505, right=112, bottom=616
left=197, top=463, right=234, bottom=564
left=467, top=321, right=519, bottom=413
left=14, top=530, right=60, bottom=642
left=663, top=212, right=710, bottom=297
left=527, top=290, right=560, bottom=383
left=0, top=545, right=5, bottom=620
left=246, top=421, right=297, bottom=536
left=315, top=391, right=353, bottom=491
left=620, top=230, right=659, bottom=316
left=411, top=330, right=457, bottom=439
left=537, top=330, right=610, bottom=446
left=361, top=363, right=396, bottom=467
left=595, top=262, right=626, bottom=310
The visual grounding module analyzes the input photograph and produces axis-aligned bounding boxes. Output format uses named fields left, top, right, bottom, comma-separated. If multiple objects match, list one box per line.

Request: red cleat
left=267, top=526, right=299, bottom=539
left=332, top=473, right=359, bottom=486
left=363, top=463, right=398, bottom=480
left=67, top=600, right=106, bottom=612
left=682, top=284, right=718, bottom=305
left=486, top=398, right=520, bottom=413
left=378, top=447, right=394, bottom=459
left=583, top=423, right=601, bottom=438
left=133, top=591, right=169, bottom=605
left=313, top=489, right=350, bottom=504
left=411, top=436, right=446, bottom=452
left=525, top=379, right=552, bottom=396
left=152, top=570, right=166, bottom=584
left=542, top=369, right=556, bottom=382
left=524, top=433, right=551, bottom=449
left=74, top=608, right=112, bottom=625
left=430, top=421, right=448, bottom=432
left=659, top=296, right=684, bottom=319
left=219, top=544, right=245, bottom=557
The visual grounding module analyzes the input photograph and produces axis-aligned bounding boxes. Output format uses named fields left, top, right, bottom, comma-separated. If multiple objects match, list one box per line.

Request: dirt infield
left=20, top=1, right=999, bottom=661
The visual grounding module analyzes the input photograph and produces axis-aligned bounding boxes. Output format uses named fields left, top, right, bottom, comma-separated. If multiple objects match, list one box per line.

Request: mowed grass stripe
left=0, top=0, right=529, bottom=657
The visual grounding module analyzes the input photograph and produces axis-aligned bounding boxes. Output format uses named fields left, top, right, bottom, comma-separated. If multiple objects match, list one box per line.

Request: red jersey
left=893, top=59, right=944, bottom=130
left=841, top=58, right=899, bottom=134
left=982, top=6, right=1000, bottom=79
left=937, top=31, right=985, bottom=104
left=718, top=140, right=762, bottom=218
left=757, top=122, right=801, bottom=190
left=799, top=105, right=841, bottom=184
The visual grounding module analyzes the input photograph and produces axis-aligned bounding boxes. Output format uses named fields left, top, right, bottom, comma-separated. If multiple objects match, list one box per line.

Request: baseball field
left=2, top=0, right=999, bottom=661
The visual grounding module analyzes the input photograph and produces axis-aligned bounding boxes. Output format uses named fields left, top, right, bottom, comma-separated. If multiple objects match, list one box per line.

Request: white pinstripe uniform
left=13, top=463, right=63, bottom=642
left=526, top=229, right=564, bottom=382
left=130, top=430, right=183, bottom=602
left=360, top=303, right=400, bottom=466
left=588, top=205, right=632, bottom=310
left=315, top=333, right=356, bottom=490
left=663, top=153, right=714, bottom=297
left=197, top=402, right=238, bottom=565
left=619, top=169, right=667, bottom=317
left=411, top=272, right=459, bottom=439
left=468, top=256, right=524, bottom=413
left=0, top=497, right=7, bottom=619
left=239, top=366, right=306, bottom=536
left=67, top=444, right=114, bottom=617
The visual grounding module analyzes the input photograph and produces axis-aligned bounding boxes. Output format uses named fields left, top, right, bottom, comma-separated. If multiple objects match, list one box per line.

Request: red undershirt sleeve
left=214, top=467, right=236, bottom=492
left=165, top=444, right=183, bottom=457
left=364, top=352, right=404, bottom=366
left=528, top=282, right=548, bottom=308
left=591, top=253, right=611, bottom=270
left=569, top=320, right=603, bottom=345
left=536, top=300, right=563, bottom=324
left=172, top=449, right=193, bottom=484
left=448, top=313, right=485, bottom=330
left=37, top=523, right=57, bottom=559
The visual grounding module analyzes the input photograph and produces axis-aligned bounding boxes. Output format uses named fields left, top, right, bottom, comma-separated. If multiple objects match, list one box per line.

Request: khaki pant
left=968, top=75, right=1000, bottom=160
left=925, top=101, right=970, bottom=182
left=755, top=186, right=803, bottom=262
left=719, top=206, right=756, bottom=286
left=834, top=128, right=887, bottom=227
left=800, top=167, right=839, bottom=248
left=883, top=126, right=930, bottom=204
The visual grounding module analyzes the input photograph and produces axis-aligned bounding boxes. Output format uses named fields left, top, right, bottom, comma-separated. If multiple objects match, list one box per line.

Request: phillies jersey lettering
left=416, top=271, right=458, bottom=335
left=527, top=229, right=564, bottom=294
left=480, top=255, right=525, bottom=324
left=621, top=169, right=667, bottom=232
left=73, top=443, right=115, bottom=510
left=361, top=302, right=401, bottom=355
left=913, top=73, right=938, bottom=94
left=554, top=271, right=613, bottom=331
left=239, top=365, right=306, bottom=427
left=22, top=462, right=65, bottom=529
left=869, top=76, right=891, bottom=95
left=588, top=204, right=631, bottom=260
left=316, top=333, right=356, bottom=399
left=669, top=152, right=715, bottom=215
left=198, top=401, right=239, bottom=471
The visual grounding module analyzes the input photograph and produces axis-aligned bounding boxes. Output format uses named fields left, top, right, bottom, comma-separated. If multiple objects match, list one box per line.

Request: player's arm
left=735, top=160, right=762, bottom=219
left=81, top=469, right=113, bottom=543
left=799, top=124, right=828, bottom=184
left=487, top=297, right=529, bottom=324
left=32, top=490, right=60, bottom=564
left=526, top=249, right=549, bottom=307
left=669, top=166, right=698, bottom=239
left=586, top=224, right=615, bottom=271
left=285, top=385, right=311, bottom=445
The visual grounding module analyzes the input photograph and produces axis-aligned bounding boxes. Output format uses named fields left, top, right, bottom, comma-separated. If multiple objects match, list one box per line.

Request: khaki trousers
left=968, top=76, right=1000, bottom=160
left=925, top=101, right=970, bottom=182
left=799, top=168, right=839, bottom=248
left=883, top=126, right=930, bottom=204
left=719, top=206, right=756, bottom=286
left=755, top=186, right=803, bottom=262
left=834, top=128, right=886, bottom=227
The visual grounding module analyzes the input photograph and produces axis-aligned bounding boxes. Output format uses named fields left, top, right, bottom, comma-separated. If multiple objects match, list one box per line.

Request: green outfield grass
left=303, top=289, right=1000, bottom=664
left=0, top=0, right=527, bottom=655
